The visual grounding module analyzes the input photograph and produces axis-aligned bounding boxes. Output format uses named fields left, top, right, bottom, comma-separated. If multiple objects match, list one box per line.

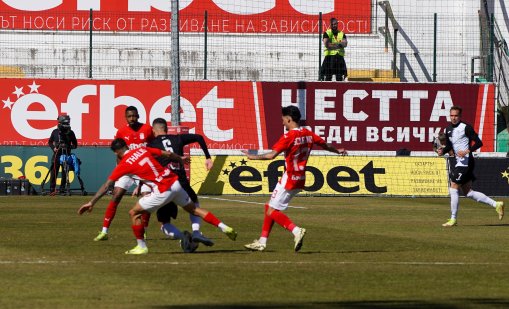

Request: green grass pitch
left=0, top=195, right=508, bottom=308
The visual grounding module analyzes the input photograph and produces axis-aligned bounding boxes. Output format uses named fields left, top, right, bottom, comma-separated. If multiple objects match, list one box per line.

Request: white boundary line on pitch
left=199, top=196, right=307, bottom=209
left=0, top=260, right=504, bottom=266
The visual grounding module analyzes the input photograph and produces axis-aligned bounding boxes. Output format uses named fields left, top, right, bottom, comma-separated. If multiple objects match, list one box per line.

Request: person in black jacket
left=47, top=115, right=78, bottom=195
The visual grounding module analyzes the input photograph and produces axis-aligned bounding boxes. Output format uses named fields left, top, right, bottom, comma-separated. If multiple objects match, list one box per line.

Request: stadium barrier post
left=433, top=13, right=437, bottom=82
left=393, top=28, right=398, bottom=78
left=204, top=10, right=208, bottom=80
left=318, top=12, right=322, bottom=81
left=89, top=9, right=93, bottom=79
left=488, top=13, right=495, bottom=82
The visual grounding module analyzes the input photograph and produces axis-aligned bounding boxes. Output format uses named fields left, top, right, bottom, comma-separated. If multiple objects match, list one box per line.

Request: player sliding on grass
left=438, top=105, right=504, bottom=227
left=242, top=105, right=346, bottom=252
left=78, top=138, right=237, bottom=255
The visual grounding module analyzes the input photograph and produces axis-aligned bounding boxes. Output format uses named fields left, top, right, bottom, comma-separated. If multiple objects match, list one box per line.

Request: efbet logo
left=1, top=81, right=59, bottom=139
left=1, top=80, right=240, bottom=143
left=2, top=81, right=41, bottom=110
left=1, top=80, right=89, bottom=140
left=220, top=158, right=387, bottom=194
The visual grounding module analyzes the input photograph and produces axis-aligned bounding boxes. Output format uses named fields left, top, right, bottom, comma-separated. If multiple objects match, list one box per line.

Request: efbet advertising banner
left=0, top=79, right=495, bottom=152
left=0, top=0, right=371, bottom=33
left=191, top=155, right=450, bottom=196
left=0, top=79, right=266, bottom=149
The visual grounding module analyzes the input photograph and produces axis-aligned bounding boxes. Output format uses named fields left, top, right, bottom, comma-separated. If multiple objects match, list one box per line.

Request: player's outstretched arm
left=319, top=143, right=347, bottom=156
left=241, top=149, right=280, bottom=160
left=180, top=134, right=213, bottom=170
left=78, top=179, right=114, bottom=215
left=205, top=158, right=213, bottom=171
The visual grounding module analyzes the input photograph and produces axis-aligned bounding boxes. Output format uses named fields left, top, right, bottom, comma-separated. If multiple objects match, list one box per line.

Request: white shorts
left=115, top=175, right=136, bottom=190
left=140, top=183, right=152, bottom=194
left=268, top=182, right=301, bottom=211
left=138, top=181, right=191, bottom=213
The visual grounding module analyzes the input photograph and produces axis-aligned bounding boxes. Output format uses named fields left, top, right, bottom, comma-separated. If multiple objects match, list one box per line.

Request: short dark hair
left=152, top=118, right=168, bottom=131
left=110, top=138, right=127, bottom=151
left=450, top=105, right=462, bottom=115
left=282, top=105, right=301, bottom=123
left=152, top=117, right=167, bottom=126
left=125, top=106, right=138, bottom=114
left=330, top=18, right=338, bottom=25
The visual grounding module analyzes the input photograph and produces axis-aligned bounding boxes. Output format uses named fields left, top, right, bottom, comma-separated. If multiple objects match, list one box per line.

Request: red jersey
left=272, top=127, right=326, bottom=190
left=115, top=123, right=154, bottom=150
left=108, top=147, right=177, bottom=193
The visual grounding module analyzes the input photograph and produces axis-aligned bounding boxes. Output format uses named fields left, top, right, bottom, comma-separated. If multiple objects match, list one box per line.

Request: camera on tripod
left=41, top=114, right=86, bottom=196
left=57, top=115, right=72, bottom=150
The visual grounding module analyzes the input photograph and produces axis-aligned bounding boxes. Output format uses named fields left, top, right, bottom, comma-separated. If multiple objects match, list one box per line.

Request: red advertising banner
left=0, top=79, right=266, bottom=150
left=0, top=79, right=495, bottom=152
left=0, top=0, right=371, bottom=33
left=259, top=82, right=496, bottom=152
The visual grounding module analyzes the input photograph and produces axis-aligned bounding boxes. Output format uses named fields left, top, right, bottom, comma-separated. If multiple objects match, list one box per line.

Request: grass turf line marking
left=200, top=196, right=307, bottom=209
left=0, top=260, right=505, bottom=266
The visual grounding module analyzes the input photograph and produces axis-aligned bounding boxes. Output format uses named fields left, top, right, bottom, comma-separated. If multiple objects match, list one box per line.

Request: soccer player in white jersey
left=242, top=106, right=346, bottom=252
left=438, top=106, right=504, bottom=227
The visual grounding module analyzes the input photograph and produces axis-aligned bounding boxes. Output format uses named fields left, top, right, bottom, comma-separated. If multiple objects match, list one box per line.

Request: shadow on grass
left=152, top=298, right=509, bottom=308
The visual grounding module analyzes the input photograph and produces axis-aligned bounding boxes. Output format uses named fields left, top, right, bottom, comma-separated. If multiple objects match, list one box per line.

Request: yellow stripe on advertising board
left=191, top=156, right=449, bottom=196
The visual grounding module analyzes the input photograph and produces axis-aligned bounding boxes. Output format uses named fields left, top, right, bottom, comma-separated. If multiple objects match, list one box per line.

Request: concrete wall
left=0, top=0, right=505, bottom=82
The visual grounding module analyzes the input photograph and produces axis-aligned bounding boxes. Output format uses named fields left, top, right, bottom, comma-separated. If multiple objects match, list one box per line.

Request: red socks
left=269, top=209, right=296, bottom=232
left=103, top=201, right=120, bottom=228
left=203, top=212, right=221, bottom=227
left=141, top=212, right=151, bottom=228
left=131, top=224, right=145, bottom=240
left=261, top=204, right=275, bottom=238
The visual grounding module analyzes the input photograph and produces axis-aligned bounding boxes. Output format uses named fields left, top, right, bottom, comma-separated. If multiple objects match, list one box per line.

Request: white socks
left=291, top=227, right=301, bottom=237
left=190, top=202, right=201, bottom=232
left=218, top=223, right=228, bottom=232
left=449, top=188, right=459, bottom=219
left=136, top=239, right=147, bottom=248
left=450, top=188, right=497, bottom=220
left=466, top=190, right=496, bottom=207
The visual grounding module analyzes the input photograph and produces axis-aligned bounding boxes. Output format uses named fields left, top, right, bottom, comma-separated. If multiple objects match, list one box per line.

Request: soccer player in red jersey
left=243, top=106, right=346, bottom=252
left=78, top=138, right=237, bottom=254
left=94, top=106, right=154, bottom=241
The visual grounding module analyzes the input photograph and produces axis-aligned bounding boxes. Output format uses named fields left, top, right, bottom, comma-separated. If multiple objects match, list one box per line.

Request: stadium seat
left=347, top=69, right=400, bottom=82
left=0, top=66, right=24, bottom=77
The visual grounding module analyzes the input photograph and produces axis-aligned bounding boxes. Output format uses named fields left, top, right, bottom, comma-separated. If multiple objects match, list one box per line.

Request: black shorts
left=448, top=157, right=476, bottom=184
left=321, top=54, right=347, bottom=79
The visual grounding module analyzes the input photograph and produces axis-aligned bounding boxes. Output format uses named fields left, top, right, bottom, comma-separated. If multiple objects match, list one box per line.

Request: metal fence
left=0, top=1, right=504, bottom=83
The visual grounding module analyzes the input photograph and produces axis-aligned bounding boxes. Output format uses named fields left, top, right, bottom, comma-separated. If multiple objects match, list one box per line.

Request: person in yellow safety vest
left=320, top=18, right=348, bottom=81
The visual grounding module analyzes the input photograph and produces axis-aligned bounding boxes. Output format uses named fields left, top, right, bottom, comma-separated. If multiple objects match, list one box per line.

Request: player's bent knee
left=182, top=202, right=198, bottom=215
left=112, top=188, right=126, bottom=201
left=129, top=203, right=145, bottom=216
